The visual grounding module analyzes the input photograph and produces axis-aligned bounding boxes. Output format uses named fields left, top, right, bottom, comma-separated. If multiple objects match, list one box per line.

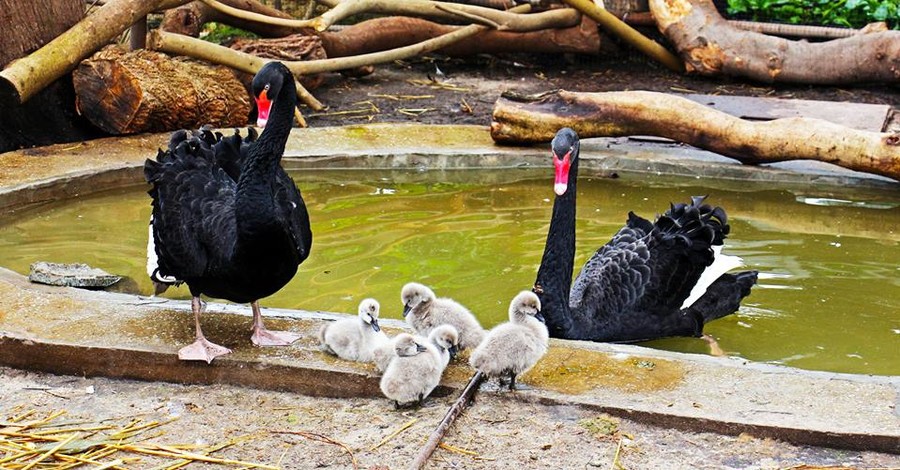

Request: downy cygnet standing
left=470, top=291, right=549, bottom=390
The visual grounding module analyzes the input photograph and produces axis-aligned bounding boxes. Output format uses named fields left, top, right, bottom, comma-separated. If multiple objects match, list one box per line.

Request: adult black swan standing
left=532, top=128, right=757, bottom=347
left=145, top=62, right=312, bottom=363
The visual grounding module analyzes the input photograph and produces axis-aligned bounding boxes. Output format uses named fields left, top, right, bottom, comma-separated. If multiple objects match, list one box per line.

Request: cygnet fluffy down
left=372, top=324, right=458, bottom=373
left=319, top=298, right=389, bottom=362
left=469, top=291, right=548, bottom=390
left=379, top=333, right=445, bottom=408
left=401, top=282, right=485, bottom=351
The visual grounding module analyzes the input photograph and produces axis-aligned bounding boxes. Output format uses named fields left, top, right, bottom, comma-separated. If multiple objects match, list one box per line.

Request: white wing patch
left=146, top=218, right=179, bottom=284
left=680, top=245, right=744, bottom=310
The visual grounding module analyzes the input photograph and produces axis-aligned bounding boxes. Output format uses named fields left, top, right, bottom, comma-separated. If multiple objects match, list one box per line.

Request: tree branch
left=197, top=0, right=577, bottom=32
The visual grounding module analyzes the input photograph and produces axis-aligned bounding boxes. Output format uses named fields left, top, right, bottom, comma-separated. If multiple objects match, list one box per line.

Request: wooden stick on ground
left=490, top=89, right=900, bottom=180
left=409, top=371, right=485, bottom=470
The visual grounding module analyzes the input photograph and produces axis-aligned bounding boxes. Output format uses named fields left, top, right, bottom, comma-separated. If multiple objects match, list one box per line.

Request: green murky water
left=0, top=169, right=897, bottom=375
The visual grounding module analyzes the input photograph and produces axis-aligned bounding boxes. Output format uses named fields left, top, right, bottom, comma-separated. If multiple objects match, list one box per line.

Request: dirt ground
left=2, top=55, right=899, bottom=469
left=301, top=53, right=898, bottom=129
left=3, top=366, right=899, bottom=470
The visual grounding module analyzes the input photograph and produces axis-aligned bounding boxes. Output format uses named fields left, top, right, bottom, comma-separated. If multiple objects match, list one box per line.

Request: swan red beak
left=553, top=150, right=572, bottom=196
left=255, top=89, right=271, bottom=128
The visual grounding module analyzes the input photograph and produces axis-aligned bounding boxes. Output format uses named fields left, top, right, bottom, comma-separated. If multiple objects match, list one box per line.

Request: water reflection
left=0, top=169, right=897, bottom=375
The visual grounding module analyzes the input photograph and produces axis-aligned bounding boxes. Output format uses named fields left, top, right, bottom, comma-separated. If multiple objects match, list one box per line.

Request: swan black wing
left=569, top=212, right=653, bottom=324
left=274, top=171, right=312, bottom=264
left=145, top=135, right=238, bottom=282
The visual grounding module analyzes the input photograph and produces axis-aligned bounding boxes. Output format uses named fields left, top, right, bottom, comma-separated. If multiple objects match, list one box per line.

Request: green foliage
left=200, top=23, right=259, bottom=45
left=726, top=0, right=899, bottom=29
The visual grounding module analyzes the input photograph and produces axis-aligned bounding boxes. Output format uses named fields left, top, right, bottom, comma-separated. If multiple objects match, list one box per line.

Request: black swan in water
left=532, top=128, right=757, bottom=344
left=145, top=62, right=312, bottom=362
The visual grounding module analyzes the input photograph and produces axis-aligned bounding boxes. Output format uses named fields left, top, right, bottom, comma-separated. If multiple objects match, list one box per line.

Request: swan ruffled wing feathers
left=680, top=245, right=745, bottom=310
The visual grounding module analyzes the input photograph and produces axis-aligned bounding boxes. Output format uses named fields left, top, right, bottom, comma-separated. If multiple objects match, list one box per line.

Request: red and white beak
left=553, top=150, right=571, bottom=196
left=255, top=88, right=271, bottom=128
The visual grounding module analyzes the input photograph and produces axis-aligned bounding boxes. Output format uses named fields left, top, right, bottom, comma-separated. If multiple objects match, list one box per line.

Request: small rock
left=29, top=261, right=121, bottom=288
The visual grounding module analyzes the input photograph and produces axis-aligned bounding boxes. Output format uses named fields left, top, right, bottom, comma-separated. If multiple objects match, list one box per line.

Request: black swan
left=532, top=128, right=757, bottom=345
left=145, top=62, right=312, bottom=362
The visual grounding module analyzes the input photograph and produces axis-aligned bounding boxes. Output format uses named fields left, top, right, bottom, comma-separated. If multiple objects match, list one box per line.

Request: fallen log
left=230, top=34, right=328, bottom=89
left=490, top=90, right=900, bottom=180
left=72, top=47, right=250, bottom=134
left=649, top=0, right=900, bottom=84
left=294, top=15, right=599, bottom=58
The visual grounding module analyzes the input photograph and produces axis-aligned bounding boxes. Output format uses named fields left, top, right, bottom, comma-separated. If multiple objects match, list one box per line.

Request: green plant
left=726, top=0, right=899, bottom=29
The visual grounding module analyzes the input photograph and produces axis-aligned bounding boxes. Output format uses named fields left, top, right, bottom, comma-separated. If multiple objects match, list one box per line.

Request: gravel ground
left=2, top=366, right=898, bottom=469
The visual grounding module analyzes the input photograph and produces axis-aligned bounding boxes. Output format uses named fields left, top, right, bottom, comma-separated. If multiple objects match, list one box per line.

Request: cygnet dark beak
left=402, top=304, right=412, bottom=317
left=448, top=344, right=459, bottom=359
left=371, top=318, right=381, bottom=332
left=535, top=311, right=546, bottom=324
left=415, top=343, right=428, bottom=353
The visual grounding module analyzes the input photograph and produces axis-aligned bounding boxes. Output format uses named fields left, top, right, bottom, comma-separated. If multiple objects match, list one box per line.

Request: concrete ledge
left=0, top=124, right=897, bottom=455
left=0, top=268, right=897, bottom=454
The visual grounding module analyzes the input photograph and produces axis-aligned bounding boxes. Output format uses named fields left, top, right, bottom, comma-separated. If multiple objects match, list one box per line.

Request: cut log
left=490, top=90, right=900, bottom=180
left=649, top=0, right=900, bottom=84
left=72, top=47, right=251, bottom=135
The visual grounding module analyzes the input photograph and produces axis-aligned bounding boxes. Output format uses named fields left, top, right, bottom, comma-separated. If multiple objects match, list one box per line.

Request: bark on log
left=649, top=0, right=900, bottom=84
left=0, top=0, right=189, bottom=104
left=72, top=47, right=251, bottom=135
left=310, top=15, right=600, bottom=57
left=490, top=90, right=900, bottom=180
left=161, top=0, right=303, bottom=37
left=230, top=35, right=328, bottom=89
left=0, top=0, right=99, bottom=152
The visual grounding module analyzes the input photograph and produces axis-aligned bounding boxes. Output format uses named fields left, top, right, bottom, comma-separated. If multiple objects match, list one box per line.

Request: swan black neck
left=534, top=131, right=580, bottom=337
left=236, top=64, right=297, bottom=228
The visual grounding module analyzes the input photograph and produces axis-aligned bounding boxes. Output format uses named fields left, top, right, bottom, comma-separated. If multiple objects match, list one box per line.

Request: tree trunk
left=649, top=0, right=900, bottom=84
left=316, top=15, right=601, bottom=58
left=0, top=0, right=99, bottom=152
left=72, top=47, right=251, bottom=135
left=490, top=90, right=900, bottom=180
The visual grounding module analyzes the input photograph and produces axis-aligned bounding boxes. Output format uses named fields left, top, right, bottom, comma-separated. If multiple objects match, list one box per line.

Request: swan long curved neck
left=236, top=75, right=297, bottom=223
left=535, top=158, right=579, bottom=337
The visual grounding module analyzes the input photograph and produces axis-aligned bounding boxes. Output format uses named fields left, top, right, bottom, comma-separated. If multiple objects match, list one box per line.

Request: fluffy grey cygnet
left=401, top=282, right=485, bottom=351
left=373, top=324, right=459, bottom=373
left=319, top=298, right=389, bottom=362
left=469, top=291, right=549, bottom=390
left=379, top=333, right=445, bottom=408
left=427, top=324, right=459, bottom=368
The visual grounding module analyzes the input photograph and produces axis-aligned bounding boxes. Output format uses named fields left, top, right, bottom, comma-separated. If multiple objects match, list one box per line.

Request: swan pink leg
left=702, top=333, right=725, bottom=357
left=179, top=297, right=232, bottom=363
left=250, top=301, right=301, bottom=346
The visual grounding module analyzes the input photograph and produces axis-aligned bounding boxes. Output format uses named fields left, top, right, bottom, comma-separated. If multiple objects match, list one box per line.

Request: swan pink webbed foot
left=250, top=301, right=301, bottom=347
left=179, top=296, right=232, bottom=363
left=178, top=338, right=232, bottom=363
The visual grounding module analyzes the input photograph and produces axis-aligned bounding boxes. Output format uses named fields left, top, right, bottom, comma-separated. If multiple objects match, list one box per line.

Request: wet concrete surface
left=0, top=124, right=898, bottom=457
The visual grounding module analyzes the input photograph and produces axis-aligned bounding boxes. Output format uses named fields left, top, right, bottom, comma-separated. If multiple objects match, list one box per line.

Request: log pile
left=0, top=0, right=897, bottom=179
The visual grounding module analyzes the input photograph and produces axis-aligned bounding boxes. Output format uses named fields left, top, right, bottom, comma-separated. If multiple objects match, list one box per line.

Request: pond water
left=0, top=169, right=897, bottom=375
